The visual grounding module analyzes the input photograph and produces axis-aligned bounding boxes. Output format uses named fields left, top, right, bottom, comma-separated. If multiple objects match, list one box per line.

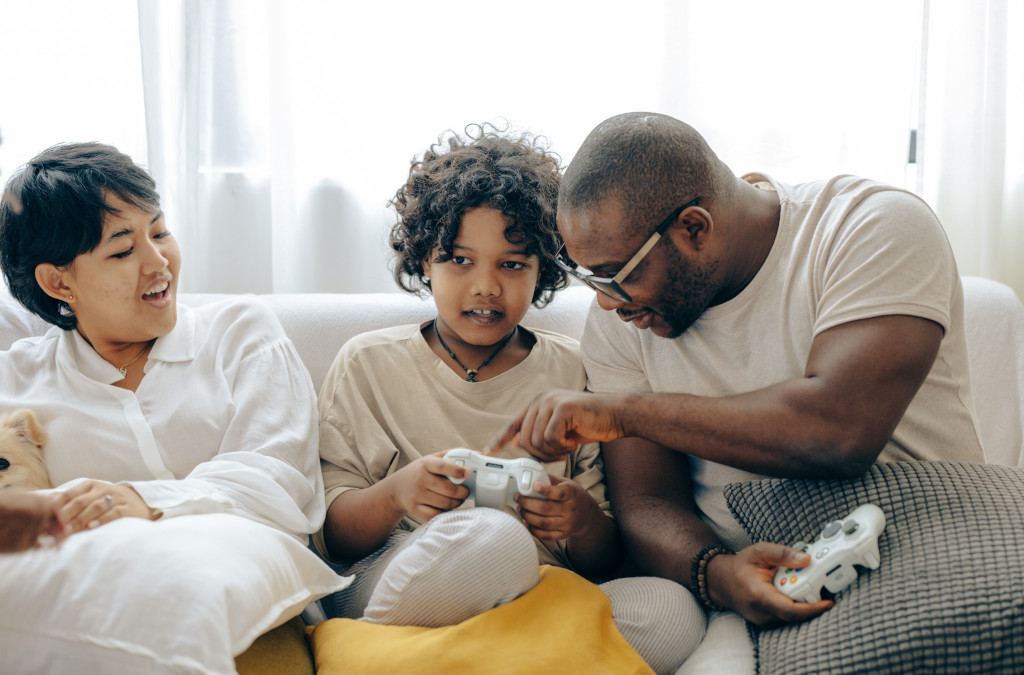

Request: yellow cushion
left=236, top=616, right=314, bottom=675
left=308, top=565, right=654, bottom=675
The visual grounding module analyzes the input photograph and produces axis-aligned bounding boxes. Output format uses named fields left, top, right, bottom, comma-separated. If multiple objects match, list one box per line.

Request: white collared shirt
left=0, top=297, right=324, bottom=539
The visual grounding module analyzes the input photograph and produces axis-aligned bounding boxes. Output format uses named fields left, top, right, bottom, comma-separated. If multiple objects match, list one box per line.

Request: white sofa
left=1, top=276, right=1022, bottom=674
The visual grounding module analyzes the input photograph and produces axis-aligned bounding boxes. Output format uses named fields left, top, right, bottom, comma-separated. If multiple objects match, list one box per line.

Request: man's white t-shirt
left=583, top=174, right=985, bottom=549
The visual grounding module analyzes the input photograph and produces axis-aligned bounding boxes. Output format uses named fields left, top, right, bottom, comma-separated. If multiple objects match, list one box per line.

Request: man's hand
left=515, top=475, right=603, bottom=541
left=57, top=480, right=155, bottom=535
left=485, top=389, right=626, bottom=461
left=708, top=542, right=833, bottom=626
left=0, top=491, right=66, bottom=552
left=387, top=452, right=470, bottom=522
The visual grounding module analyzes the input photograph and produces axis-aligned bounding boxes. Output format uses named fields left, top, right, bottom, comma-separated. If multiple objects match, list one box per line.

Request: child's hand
left=389, top=452, right=470, bottom=522
left=514, top=475, right=602, bottom=541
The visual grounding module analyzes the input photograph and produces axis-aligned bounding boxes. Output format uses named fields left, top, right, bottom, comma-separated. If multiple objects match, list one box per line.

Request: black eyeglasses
left=554, top=197, right=700, bottom=303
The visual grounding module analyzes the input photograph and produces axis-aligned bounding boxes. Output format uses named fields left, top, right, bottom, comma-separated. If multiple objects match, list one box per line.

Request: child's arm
left=516, top=477, right=626, bottom=579
left=323, top=453, right=469, bottom=561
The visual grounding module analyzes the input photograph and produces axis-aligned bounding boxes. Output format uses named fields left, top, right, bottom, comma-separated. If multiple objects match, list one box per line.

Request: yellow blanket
left=308, top=565, right=654, bottom=675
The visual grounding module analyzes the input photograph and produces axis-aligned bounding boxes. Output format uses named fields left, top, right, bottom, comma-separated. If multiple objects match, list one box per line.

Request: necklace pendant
left=465, top=371, right=478, bottom=382
left=117, top=366, right=128, bottom=378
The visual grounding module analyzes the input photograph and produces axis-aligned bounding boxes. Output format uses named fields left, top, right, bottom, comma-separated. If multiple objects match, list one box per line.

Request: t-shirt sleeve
left=317, top=340, right=401, bottom=508
left=570, top=441, right=611, bottom=518
left=812, top=188, right=958, bottom=336
left=580, top=300, right=654, bottom=395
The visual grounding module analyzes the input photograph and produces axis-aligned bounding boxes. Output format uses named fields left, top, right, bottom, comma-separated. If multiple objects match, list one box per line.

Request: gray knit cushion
left=724, top=461, right=1024, bottom=675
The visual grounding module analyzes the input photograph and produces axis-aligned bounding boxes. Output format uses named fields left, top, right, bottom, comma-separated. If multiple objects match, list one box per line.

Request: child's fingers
left=521, top=512, right=569, bottom=541
left=425, top=453, right=469, bottom=480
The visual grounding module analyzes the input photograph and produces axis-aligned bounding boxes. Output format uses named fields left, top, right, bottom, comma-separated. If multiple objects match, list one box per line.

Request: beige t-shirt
left=317, top=323, right=608, bottom=568
left=583, top=174, right=985, bottom=551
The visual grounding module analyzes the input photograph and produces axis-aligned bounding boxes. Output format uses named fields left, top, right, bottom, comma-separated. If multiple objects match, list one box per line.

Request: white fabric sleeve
left=813, top=188, right=958, bottom=336
left=580, top=299, right=654, bottom=396
left=128, top=337, right=325, bottom=539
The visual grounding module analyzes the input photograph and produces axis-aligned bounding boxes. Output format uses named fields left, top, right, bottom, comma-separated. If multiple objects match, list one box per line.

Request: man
left=488, top=112, right=984, bottom=627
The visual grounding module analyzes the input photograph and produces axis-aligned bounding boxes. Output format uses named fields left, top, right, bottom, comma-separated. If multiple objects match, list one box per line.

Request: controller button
left=821, top=521, right=842, bottom=539
left=843, top=519, right=859, bottom=535
left=779, top=577, right=787, bottom=586
left=789, top=576, right=798, bottom=584
left=815, top=547, right=829, bottom=559
left=794, top=567, right=803, bottom=572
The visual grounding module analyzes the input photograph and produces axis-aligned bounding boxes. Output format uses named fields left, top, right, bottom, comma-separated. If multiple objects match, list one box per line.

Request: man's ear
left=34, top=263, right=73, bottom=303
left=670, top=205, right=713, bottom=252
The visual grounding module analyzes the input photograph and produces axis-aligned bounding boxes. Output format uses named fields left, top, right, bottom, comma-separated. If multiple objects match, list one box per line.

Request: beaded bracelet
left=690, top=543, right=732, bottom=612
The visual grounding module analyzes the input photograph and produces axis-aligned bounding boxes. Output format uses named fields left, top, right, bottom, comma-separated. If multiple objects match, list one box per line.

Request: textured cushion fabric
left=724, top=461, right=1024, bottom=675
left=0, top=514, right=348, bottom=675
left=308, top=565, right=654, bottom=675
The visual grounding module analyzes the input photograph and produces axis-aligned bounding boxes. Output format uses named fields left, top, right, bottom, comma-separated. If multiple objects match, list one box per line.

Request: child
left=314, top=124, right=705, bottom=674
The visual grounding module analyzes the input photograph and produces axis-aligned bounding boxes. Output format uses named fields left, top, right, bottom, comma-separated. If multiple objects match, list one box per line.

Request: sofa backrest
left=1, top=279, right=1020, bottom=467
left=0, top=285, right=594, bottom=396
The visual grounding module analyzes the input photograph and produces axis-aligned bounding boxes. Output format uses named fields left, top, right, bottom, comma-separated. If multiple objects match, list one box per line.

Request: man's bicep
left=803, top=313, right=943, bottom=456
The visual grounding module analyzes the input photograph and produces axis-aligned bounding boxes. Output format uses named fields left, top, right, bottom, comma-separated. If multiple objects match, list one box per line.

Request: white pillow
left=0, top=513, right=349, bottom=675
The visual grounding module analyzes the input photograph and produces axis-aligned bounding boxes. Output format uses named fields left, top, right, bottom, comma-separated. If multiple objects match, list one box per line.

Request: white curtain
left=917, top=0, right=1024, bottom=296
left=134, top=0, right=1024, bottom=297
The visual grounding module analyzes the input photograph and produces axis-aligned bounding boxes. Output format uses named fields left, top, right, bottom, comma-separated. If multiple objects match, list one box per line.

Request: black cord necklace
left=432, top=320, right=517, bottom=382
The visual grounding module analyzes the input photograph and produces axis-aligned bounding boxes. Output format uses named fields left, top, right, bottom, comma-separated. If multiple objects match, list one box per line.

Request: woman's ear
left=34, top=263, right=73, bottom=303
left=421, top=258, right=432, bottom=281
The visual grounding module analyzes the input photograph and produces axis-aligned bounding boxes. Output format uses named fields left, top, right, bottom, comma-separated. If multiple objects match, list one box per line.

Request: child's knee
left=362, top=508, right=540, bottom=627
left=602, top=577, right=707, bottom=675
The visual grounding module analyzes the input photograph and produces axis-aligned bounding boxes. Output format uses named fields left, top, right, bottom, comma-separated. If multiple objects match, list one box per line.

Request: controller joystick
left=445, top=448, right=550, bottom=510
left=773, top=503, right=886, bottom=603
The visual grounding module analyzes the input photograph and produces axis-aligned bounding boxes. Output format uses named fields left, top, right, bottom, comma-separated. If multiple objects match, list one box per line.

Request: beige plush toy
left=0, top=409, right=51, bottom=491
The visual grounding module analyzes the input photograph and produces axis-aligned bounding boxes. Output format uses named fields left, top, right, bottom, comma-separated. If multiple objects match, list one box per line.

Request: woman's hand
left=57, top=479, right=156, bottom=535
left=515, top=475, right=603, bottom=541
left=387, top=452, right=470, bottom=522
left=0, top=491, right=66, bottom=552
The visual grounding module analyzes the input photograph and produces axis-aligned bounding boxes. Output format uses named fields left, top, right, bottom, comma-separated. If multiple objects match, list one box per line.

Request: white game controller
left=773, top=503, right=886, bottom=603
left=444, top=448, right=550, bottom=509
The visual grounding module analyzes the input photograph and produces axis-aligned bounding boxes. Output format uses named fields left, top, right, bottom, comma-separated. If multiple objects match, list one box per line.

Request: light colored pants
left=327, top=509, right=706, bottom=675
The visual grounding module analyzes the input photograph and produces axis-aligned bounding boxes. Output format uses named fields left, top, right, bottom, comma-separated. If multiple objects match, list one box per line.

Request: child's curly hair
left=389, top=122, right=569, bottom=307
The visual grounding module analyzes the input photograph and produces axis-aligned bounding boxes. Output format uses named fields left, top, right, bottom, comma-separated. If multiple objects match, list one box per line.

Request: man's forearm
left=614, top=495, right=719, bottom=590
left=614, top=382, right=882, bottom=480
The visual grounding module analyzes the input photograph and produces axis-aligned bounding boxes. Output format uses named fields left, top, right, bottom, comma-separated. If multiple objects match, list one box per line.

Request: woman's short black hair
left=389, top=122, right=568, bottom=307
left=0, top=142, right=160, bottom=329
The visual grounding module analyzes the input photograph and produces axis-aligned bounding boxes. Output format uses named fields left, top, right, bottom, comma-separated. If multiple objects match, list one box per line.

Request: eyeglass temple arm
left=612, top=233, right=663, bottom=283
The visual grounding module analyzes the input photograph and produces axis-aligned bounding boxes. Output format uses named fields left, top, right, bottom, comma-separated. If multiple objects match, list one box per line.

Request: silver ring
left=104, top=495, right=114, bottom=512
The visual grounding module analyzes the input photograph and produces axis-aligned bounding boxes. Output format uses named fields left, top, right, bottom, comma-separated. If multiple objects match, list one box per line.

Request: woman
left=0, top=143, right=346, bottom=674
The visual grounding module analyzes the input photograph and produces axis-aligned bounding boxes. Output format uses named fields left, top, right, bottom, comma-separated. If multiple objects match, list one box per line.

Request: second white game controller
left=773, top=503, right=886, bottom=603
left=445, top=448, right=550, bottom=509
